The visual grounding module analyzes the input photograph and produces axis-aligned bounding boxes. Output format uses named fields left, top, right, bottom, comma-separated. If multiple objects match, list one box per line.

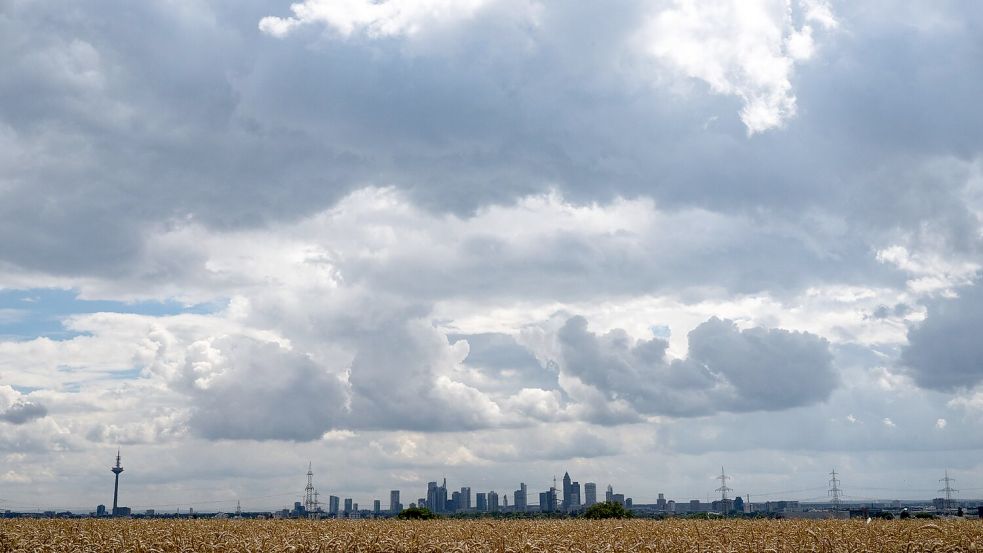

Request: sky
left=1, top=0, right=982, bottom=513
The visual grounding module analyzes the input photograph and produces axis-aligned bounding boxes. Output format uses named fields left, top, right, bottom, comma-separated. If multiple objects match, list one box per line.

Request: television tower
left=938, top=469, right=957, bottom=512
left=304, top=462, right=316, bottom=515
left=828, top=468, right=843, bottom=508
left=110, top=450, right=124, bottom=516
left=715, top=467, right=732, bottom=502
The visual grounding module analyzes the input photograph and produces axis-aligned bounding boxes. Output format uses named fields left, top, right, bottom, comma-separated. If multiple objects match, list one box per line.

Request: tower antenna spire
left=110, top=449, right=124, bottom=516
left=828, top=468, right=843, bottom=508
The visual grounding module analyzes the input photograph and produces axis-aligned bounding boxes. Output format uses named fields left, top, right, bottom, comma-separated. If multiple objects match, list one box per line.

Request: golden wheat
left=0, top=518, right=981, bottom=552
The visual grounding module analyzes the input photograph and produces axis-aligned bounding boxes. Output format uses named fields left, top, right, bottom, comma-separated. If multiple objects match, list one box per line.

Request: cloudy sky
left=2, top=0, right=982, bottom=513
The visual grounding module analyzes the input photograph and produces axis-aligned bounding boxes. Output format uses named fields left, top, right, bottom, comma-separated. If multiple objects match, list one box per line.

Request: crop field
left=0, top=518, right=981, bottom=552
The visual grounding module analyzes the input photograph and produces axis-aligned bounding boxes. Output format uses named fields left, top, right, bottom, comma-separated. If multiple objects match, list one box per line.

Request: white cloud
left=259, top=0, right=501, bottom=38
left=935, top=418, right=947, bottom=429
left=637, top=0, right=836, bottom=134
left=882, top=417, right=895, bottom=428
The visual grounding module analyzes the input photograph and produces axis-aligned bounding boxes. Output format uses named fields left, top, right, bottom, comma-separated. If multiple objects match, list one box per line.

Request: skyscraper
left=476, top=492, right=487, bottom=512
left=488, top=491, right=500, bottom=512
left=110, top=450, right=124, bottom=516
left=538, top=488, right=557, bottom=513
left=390, top=490, right=401, bottom=513
left=426, top=479, right=448, bottom=513
left=373, top=500, right=381, bottom=514
left=329, top=495, right=340, bottom=515
left=584, top=483, right=597, bottom=506
left=344, top=498, right=353, bottom=515
left=450, top=491, right=461, bottom=512
left=605, top=484, right=614, bottom=503
left=562, top=472, right=572, bottom=510
left=570, top=481, right=581, bottom=509
left=514, top=483, right=527, bottom=512
left=460, top=487, right=471, bottom=511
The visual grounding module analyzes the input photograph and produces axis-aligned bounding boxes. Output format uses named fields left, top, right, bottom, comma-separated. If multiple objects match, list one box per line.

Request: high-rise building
left=538, top=488, right=557, bottom=513
left=488, top=491, right=499, bottom=512
left=450, top=491, right=461, bottom=512
left=605, top=484, right=614, bottom=503
left=460, top=487, right=471, bottom=511
left=426, top=482, right=438, bottom=512
left=656, top=493, right=667, bottom=512
left=390, top=490, right=401, bottom=513
left=570, top=481, right=581, bottom=510
left=562, top=472, right=572, bottom=510
left=476, top=492, right=487, bottom=512
left=96, top=505, right=106, bottom=517
left=514, top=483, right=527, bottom=512
left=417, top=498, right=426, bottom=509
left=344, top=498, right=353, bottom=515
left=329, top=495, right=340, bottom=515
left=584, top=483, right=597, bottom=506
left=427, top=480, right=448, bottom=513
left=373, top=500, right=381, bottom=514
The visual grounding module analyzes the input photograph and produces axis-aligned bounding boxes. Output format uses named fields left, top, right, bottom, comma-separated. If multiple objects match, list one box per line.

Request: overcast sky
left=1, top=0, right=982, bottom=513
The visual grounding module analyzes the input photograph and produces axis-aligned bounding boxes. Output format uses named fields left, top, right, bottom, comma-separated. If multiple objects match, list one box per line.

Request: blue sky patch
left=0, top=288, right=223, bottom=341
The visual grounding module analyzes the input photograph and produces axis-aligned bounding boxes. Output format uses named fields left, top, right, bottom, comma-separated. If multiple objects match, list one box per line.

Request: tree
left=582, top=501, right=634, bottom=519
left=396, top=507, right=438, bottom=520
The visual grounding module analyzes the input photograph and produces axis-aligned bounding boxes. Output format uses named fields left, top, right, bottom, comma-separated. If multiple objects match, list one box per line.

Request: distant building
left=390, top=491, right=401, bottom=513
left=373, top=500, right=381, bottom=514
left=605, top=485, right=614, bottom=503
left=584, top=483, right=597, bottom=506
left=656, top=493, right=667, bottom=512
left=329, top=496, right=340, bottom=515
left=476, top=492, right=487, bottom=512
left=612, top=494, right=625, bottom=507
left=450, top=491, right=460, bottom=512
left=427, top=479, right=448, bottom=513
left=488, top=491, right=499, bottom=512
left=562, top=472, right=573, bottom=510
left=514, top=483, right=528, bottom=512
left=539, top=488, right=557, bottom=513
left=145, top=509, right=155, bottom=516
left=344, top=498, right=353, bottom=515
left=460, top=487, right=471, bottom=511
left=96, top=505, right=106, bottom=517
left=569, top=482, right=581, bottom=510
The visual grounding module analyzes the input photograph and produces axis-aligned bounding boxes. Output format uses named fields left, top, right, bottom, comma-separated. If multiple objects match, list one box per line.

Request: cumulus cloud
left=638, top=0, right=836, bottom=133
left=348, top=319, right=506, bottom=431
left=166, top=336, right=349, bottom=441
left=557, top=315, right=836, bottom=416
left=0, top=386, right=47, bottom=424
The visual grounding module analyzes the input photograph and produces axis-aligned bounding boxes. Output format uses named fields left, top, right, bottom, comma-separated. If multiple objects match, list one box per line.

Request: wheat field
left=1, top=518, right=981, bottom=552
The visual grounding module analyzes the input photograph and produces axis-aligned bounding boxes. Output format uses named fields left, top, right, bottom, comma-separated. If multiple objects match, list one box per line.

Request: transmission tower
left=304, top=462, right=316, bottom=515
left=715, top=467, right=732, bottom=504
left=938, top=469, right=957, bottom=512
left=828, top=468, right=843, bottom=508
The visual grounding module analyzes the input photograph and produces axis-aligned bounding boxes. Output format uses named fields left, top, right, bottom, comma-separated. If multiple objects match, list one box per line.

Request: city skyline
left=5, top=452, right=980, bottom=515
left=2, top=0, right=983, bottom=515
